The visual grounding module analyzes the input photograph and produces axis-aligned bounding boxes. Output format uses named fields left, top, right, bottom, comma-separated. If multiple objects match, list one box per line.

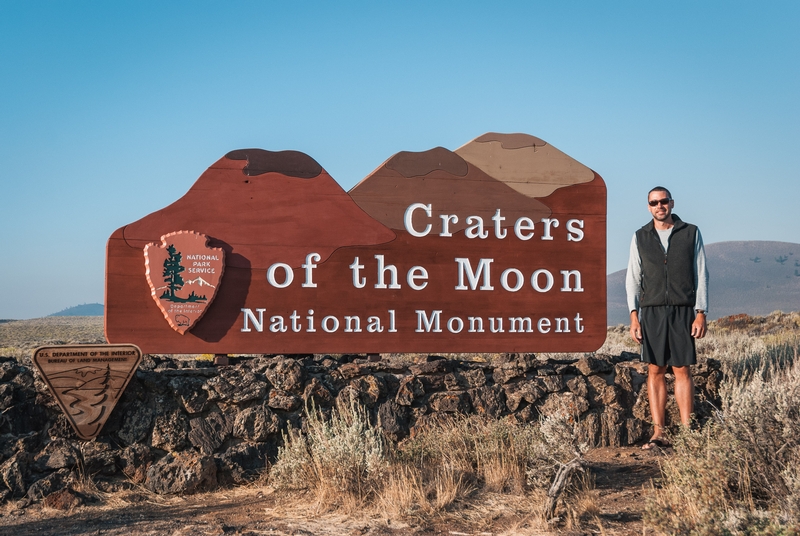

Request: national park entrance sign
left=105, top=133, right=606, bottom=354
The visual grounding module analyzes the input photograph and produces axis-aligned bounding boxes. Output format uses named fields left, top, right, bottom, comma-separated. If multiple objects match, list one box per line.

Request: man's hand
left=691, top=312, right=707, bottom=339
left=630, top=311, right=642, bottom=343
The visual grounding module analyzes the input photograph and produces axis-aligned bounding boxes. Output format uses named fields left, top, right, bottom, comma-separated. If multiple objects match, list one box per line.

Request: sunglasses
left=648, top=198, right=671, bottom=207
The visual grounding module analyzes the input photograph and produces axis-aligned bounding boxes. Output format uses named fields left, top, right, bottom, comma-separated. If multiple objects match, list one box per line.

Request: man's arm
left=625, top=234, right=643, bottom=343
left=692, top=229, right=709, bottom=338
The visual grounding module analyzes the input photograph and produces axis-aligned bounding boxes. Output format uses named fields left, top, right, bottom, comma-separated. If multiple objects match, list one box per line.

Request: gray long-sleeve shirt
left=625, top=226, right=709, bottom=314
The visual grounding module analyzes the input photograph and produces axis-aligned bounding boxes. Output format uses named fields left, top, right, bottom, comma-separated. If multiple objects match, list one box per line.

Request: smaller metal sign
left=33, top=344, right=142, bottom=440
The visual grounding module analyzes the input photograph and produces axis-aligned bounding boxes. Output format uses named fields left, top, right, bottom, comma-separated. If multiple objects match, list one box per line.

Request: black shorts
left=640, top=305, right=697, bottom=368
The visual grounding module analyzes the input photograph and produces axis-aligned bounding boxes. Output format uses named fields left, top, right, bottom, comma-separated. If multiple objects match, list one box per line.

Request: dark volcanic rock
left=378, top=400, right=410, bottom=441
left=302, top=377, right=334, bottom=407
left=119, top=444, right=154, bottom=484
left=33, top=439, right=80, bottom=471
left=0, top=451, right=31, bottom=496
left=81, top=441, right=118, bottom=476
left=22, top=468, right=74, bottom=508
left=170, top=376, right=210, bottom=414
left=268, top=389, right=302, bottom=412
left=116, top=400, right=154, bottom=445
left=468, top=386, right=505, bottom=418
left=188, top=411, right=231, bottom=454
left=216, top=443, right=269, bottom=486
left=265, top=358, right=306, bottom=394
left=428, top=391, right=471, bottom=413
left=43, top=487, right=83, bottom=510
left=152, top=410, right=191, bottom=452
left=233, top=404, right=281, bottom=442
left=207, top=369, right=268, bottom=404
left=395, top=376, right=425, bottom=406
left=145, top=452, right=217, bottom=494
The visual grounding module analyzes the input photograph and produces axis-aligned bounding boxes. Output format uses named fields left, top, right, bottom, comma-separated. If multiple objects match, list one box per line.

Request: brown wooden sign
left=32, top=344, right=142, bottom=440
left=106, top=133, right=606, bottom=353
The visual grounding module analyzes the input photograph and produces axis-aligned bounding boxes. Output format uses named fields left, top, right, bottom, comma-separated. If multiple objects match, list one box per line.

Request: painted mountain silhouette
left=349, top=133, right=597, bottom=232
left=185, top=277, right=215, bottom=288
left=117, top=149, right=396, bottom=269
left=607, top=241, right=800, bottom=325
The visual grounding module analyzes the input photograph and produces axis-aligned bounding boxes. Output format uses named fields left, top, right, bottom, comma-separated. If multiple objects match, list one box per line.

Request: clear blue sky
left=1, top=1, right=798, bottom=319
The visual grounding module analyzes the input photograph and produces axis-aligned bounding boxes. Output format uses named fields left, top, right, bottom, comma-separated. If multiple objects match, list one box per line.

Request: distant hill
left=49, top=303, right=104, bottom=317
left=608, top=241, right=800, bottom=325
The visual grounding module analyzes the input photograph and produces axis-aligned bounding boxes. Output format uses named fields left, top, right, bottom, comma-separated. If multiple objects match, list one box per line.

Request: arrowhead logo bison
left=144, top=230, right=225, bottom=334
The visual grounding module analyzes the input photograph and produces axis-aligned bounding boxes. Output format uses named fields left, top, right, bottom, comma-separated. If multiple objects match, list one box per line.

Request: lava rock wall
left=0, top=352, right=721, bottom=507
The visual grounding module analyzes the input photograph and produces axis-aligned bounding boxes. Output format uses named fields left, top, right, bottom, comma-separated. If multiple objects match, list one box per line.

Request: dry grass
left=269, top=396, right=587, bottom=528
left=644, top=324, right=800, bottom=535
left=0, top=316, right=105, bottom=360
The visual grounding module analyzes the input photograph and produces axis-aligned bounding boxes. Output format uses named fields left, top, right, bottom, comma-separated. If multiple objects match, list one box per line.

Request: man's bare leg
left=647, top=364, right=668, bottom=440
left=672, top=365, right=694, bottom=426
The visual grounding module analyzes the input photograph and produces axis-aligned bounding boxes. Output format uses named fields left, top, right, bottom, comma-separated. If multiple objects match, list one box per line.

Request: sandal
left=641, top=438, right=671, bottom=450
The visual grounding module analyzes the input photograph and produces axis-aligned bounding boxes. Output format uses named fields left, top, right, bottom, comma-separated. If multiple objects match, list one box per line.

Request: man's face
left=648, top=191, right=673, bottom=222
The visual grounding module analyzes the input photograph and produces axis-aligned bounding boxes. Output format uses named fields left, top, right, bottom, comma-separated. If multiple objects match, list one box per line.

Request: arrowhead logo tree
left=144, top=230, right=225, bottom=334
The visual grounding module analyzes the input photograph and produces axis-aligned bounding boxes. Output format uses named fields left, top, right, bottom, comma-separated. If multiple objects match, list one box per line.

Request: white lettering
left=566, top=219, right=584, bottom=242
left=538, top=317, right=551, bottom=333
left=416, top=310, right=442, bottom=332
left=489, top=317, right=504, bottom=333
left=375, top=254, right=401, bottom=289
left=439, top=214, right=458, bottom=237
left=302, top=252, right=321, bottom=288
left=267, top=263, right=294, bottom=288
left=560, top=270, right=584, bottom=292
left=541, top=218, right=559, bottom=240
left=500, top=268, right=524, bottom=292
left=492, top=209, right=507, bottom=239
left=465, top=216, right=489, bottom=239
left=407, top=266, right=429, bottom=290
left=404, top=203, right=432, bottom=237
left=514, top=217, right=535, bottom=240
left=447, top=316, right=464, bottom=333
left=350, top=257, right=366, bottom=288
left=270, top=316, right=287, bottom=333
left=468, top=316, right=484, bottom=333
left=322, top=315, right=339, bottom=333
left=455, top=258, right=494, bottom=290
left=367, top=316, right=383, bottom=333
left=509, top=317, right=533, bottom=333
left=240, top=308, right=265, bottom=332
left=531, top=269, right=554, bottom=292
left=344, top=316, right=362, bottom=333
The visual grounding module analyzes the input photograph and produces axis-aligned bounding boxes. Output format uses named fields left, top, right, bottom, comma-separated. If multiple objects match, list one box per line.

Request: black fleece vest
left=635, top=214, right=697, bottom=307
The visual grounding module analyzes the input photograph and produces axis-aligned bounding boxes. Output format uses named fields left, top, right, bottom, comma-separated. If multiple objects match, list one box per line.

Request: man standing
left=626, top=186, right=708, bottom=449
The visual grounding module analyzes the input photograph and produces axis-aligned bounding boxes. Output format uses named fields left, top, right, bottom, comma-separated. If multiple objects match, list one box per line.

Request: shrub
left=269, top=399, right=388, bottom=510
left=270, top=398, right=585, bottom=521
left=645, top=335, right=800, bottom=535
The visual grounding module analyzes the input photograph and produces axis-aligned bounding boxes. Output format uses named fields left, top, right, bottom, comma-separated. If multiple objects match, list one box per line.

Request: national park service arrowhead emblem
left=33, top=344, right=142, bottom=440
left=144, top=230, right=225, bottom=334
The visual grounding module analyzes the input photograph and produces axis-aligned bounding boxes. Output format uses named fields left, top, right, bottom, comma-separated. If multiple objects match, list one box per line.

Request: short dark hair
left=649, top=186, right=672, bottom=199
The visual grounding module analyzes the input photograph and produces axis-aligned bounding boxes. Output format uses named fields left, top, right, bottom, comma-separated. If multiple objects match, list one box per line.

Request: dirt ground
left=0, top=446, right=664, bottom=536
